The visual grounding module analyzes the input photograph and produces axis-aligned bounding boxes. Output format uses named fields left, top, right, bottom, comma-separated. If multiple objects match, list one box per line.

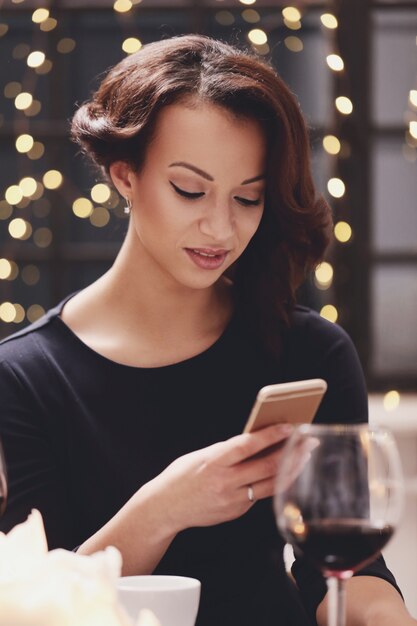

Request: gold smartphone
left=243, top=378, right=327, bottom=433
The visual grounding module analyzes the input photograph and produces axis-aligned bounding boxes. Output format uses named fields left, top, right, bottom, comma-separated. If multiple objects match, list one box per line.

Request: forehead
left=143, top=101, right=266, bottom=177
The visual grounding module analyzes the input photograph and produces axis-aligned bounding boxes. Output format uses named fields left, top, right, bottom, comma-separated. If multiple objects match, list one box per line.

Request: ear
left=109, top=161, right=134, bottom=199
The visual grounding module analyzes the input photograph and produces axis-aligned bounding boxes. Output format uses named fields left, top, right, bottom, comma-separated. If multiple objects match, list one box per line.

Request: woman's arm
left=77, top=422, right=293, bottom=574
left=0, top=360, right=78, bottom=546
left=317, top=576, right=417, bottom=626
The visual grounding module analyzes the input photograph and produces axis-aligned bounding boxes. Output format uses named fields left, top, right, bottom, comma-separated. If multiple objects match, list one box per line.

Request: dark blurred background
left=0, top=0, right=416, bottom=391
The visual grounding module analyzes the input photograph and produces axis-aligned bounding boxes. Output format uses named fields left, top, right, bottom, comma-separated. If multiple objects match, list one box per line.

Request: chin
left=178, top=271, right=225, bottom=291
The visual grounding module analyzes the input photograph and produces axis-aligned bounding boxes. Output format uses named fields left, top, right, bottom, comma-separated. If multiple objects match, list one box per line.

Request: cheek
left=241, top=207, right=264, bottom=241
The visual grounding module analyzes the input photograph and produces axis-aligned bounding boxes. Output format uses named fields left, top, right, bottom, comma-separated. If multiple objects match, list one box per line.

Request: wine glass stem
left=327, top=576, right=346, bottom=626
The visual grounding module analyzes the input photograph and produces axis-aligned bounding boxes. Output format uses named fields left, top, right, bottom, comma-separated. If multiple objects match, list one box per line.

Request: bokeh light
left=122, top=37, right=142, bottom=54
left=43, top=170, right=63, bottom=189
left=19, top=176, right=38, bottom=197
left=40, top=18, right=57, bottom=32
left=16, top=134, right=34, bottom=153
left=73, top=197, right=93, bottom=218
left=334, top=221, right=352, bottom=243
left=335, top=96, right=353, bottom=115
left=27, top=304, right=45, bottom=323
left=0, top=259, right=13, bottom=280
left=327, top=177, right=346, bottom=198
left=242, top=9, right=260, bottom=23
left=27, top=50, right=46, bottom=68
left=284, top=37, right=303, bottom=52
left=13, top=304, right=26, bottom=324
left=27, top=141, right=45, bottom=160
left=15, top=92, right=33, bottom=110
left=320, top=13, right=338, bottom=29
left=91, top=183, right=111, bottom=203
left=4, top=82, right=22, bottom=98
left=35, top=59, right=53, bottom=75
left=5, top=185, right=23, bottom=205
left=314, top=262, right=334, bottom=289
left=320, top=304, right=338, bottom=323
left=383, top=390, right=400, bottom=411
left=248, top=29, right=268, bottom=45
left=282, top=7, right=302, bottom=22
left=114, top=0, right=132, bottom=12
left=0, top=201, right=13, bottom=220
left=90, top=207, right=110, bottom=227
left=326, top=54, right=344, bottom=71
left=32, top=8, right=50, bottom=23
left=0, top=302, right=16, bottom=323
left=57, top=38, right=76, bottom=53
left=24, top=99, right=42, bottom=117
left=8, top=218, right=32, bottom=240
left=323, top=135, right=341, bottom=155
left=283, top=18, right=301, bottom=31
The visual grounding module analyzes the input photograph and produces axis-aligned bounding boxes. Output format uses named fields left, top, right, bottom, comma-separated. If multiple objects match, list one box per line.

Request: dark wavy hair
left=71, top=34, right=332, bottom=357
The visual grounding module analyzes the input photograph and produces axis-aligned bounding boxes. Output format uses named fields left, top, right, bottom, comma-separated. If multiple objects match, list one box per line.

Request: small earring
left=124, top=197, right=132, bottom=215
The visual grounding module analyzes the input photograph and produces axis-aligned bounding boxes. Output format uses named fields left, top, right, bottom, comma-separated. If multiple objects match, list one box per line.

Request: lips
left=184, top=247, right=229, bottom=270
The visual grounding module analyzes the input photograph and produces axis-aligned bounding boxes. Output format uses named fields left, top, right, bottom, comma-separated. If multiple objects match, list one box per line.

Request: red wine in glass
left=286, top=518, right=394, bottom=577
left=274, top=424, right=404, bottom=626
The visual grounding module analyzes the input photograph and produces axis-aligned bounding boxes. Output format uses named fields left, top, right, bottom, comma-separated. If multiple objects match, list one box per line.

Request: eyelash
left=169, top=182, right=262, bottom=207
left=170, top=181, right=204, bottom=200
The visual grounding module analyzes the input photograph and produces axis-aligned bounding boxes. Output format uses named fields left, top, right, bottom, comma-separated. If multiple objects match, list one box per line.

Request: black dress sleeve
left=288, top=312, right=402, bottom=623
left=0, top=358, right=76, bottom=549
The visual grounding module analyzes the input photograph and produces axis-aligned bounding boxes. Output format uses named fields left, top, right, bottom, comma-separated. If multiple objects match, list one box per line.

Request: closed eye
left=169, top=181, right=205, bottom=200
left=234, top=196, right=262, bottom=207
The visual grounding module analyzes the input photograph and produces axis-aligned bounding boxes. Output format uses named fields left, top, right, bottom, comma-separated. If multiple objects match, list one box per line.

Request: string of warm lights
left=311, top=6, right=354, bottom=328
left=313, top=3, right=416, bottom=408
left=0, top=0, right=146, bottom=329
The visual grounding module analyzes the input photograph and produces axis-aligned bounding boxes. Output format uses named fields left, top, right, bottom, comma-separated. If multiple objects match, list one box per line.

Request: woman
left=0, top=35, right=412, bottom=626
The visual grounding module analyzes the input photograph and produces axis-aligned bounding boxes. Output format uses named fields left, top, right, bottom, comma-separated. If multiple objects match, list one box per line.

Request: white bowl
left=117, top=575, right=201, bottom=626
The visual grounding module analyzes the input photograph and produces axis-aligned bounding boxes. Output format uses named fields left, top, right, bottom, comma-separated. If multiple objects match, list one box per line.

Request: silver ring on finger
left=247, top=484, right=256, bottom=503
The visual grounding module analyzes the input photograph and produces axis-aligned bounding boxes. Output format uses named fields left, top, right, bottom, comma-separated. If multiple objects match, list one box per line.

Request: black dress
left=0, top=296, right=400, bottom=626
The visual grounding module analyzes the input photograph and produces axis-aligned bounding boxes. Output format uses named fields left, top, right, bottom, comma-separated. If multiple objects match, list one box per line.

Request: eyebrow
left=168, top=162, right=265, bottom=185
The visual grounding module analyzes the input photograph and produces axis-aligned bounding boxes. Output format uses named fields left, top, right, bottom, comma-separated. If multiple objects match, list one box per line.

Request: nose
left=198, top=201, right=235, bottom=241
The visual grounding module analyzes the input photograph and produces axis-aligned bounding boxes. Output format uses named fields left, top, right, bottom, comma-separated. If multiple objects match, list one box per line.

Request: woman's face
left=125, top=101, right=266, bottom=291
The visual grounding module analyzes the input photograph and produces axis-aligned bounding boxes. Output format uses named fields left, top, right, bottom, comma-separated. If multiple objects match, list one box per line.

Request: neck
left=97, top=221, right=233, bottom=336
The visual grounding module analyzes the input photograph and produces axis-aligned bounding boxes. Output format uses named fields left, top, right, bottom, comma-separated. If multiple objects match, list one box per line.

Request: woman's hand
left=78, top=423, right=314, bottom=575
left=146, top=423, right=294, bottom=534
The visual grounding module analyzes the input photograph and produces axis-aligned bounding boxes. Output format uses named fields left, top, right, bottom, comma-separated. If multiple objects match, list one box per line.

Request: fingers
left=238, top=443, right=316, bottom=506
left=234, top=444, right=285, bottom=488
left=216, top=423, right=294, bottom=466
left=240, top=476, right=276, bottom=503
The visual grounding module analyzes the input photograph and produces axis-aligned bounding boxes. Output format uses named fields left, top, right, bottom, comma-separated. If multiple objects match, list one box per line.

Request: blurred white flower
left=0, top=510, right=135, bottom=626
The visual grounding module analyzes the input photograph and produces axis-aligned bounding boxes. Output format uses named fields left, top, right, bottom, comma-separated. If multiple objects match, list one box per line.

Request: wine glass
left=0, top=439, right=7, bottom=516
left=274, top=424, right=404, bottom=626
